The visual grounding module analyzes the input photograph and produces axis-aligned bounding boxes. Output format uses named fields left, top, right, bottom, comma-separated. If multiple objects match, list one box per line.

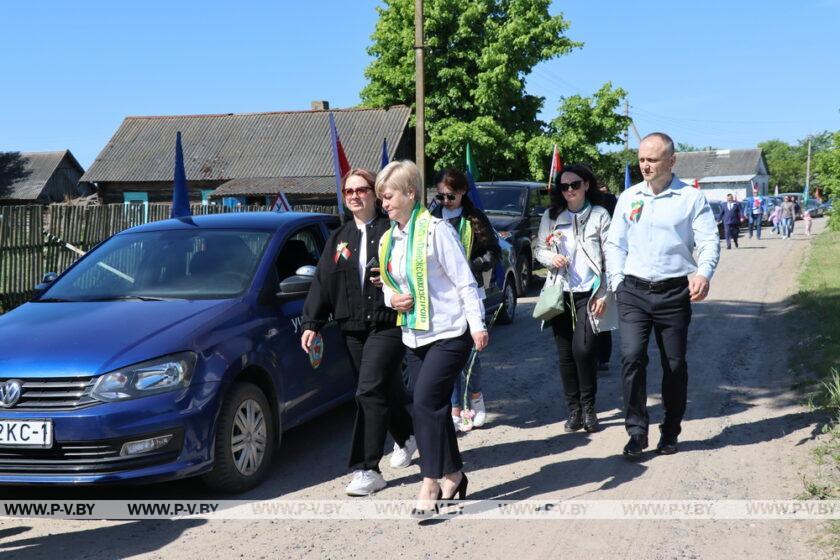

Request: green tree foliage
left=759, top=139, right=803, bottom=190
left=361, top=0, right=580, bottom=180
left=814, top=131, right=840, bottom=199
left=759, top=131, right=833, bottom=192
left=525, top=82, right=631, bottom=186
left=676, top=143, right=717, bottom=152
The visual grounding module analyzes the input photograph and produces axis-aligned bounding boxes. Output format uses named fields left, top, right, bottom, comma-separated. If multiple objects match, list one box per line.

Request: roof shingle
left=81, top=106, right=411, bottom=183
left=673, top=149, right=766, bottom=181
left=1, top=150, right=83, bottom=200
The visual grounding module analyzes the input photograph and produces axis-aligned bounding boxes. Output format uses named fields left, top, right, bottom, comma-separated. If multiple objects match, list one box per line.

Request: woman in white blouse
left=376, top=160, right=487, bottom=517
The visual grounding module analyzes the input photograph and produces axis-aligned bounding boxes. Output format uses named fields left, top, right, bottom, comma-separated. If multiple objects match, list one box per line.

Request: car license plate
left=0, top=419, right=53, bottom=448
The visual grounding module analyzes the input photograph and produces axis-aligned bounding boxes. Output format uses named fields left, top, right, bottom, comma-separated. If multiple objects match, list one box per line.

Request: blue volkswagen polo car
left=0, top=212, right=356, bottom=492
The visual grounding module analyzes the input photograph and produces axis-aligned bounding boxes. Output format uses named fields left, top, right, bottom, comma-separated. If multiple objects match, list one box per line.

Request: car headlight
left=91, top=352, right=197, bottom=402
left=497, top=231, right=512, bottom=240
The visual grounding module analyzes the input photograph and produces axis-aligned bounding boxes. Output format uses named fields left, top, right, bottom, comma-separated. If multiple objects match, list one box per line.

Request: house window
left=123, top=191, right=149, bottom=222
left=201, top=190, right=216, bottom=205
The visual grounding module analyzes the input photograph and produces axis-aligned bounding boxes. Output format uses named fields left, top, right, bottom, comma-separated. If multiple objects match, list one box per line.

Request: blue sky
left=2, top=0, right=838, bottom=169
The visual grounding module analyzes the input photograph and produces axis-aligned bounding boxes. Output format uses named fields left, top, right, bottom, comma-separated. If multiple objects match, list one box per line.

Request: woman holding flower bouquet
left=430, top=168, right=501, bottom=432
left=535, top=164, right=615, bottom=433
left=376, top=160, right=488, bottom=517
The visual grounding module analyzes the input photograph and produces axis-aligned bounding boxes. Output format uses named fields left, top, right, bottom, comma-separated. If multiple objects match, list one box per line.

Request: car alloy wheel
left=203, top=381, right=276, bottom=493
left=231, top=399, right=267, bottom=476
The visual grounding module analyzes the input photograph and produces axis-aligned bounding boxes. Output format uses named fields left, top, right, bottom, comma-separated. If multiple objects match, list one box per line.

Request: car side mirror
left=276, top=265, right=316, bottom=300
left=531, top=207, right=545, bottom=217
left=34, top=272, right=58, bottom=292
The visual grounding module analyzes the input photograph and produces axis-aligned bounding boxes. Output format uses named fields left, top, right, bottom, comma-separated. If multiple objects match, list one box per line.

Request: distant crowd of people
left=299, top=131, right=722, bottom=518
left=722, top=188, right=813, bottom=250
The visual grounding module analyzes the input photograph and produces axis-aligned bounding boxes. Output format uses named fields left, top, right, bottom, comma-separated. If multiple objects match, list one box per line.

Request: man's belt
left=624, top=275, right=688, bottom=293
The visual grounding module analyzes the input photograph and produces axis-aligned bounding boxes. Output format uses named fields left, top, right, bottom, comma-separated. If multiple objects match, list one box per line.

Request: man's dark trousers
left=616, top=276, right=691, bottom=439
left=724, top=224, right=739, bottom=249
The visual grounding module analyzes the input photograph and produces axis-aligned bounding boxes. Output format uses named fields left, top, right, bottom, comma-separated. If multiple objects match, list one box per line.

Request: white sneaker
left=389, top=435, right=417, bottom=469
left=471, top=394, right=487, bottom=427
left=345, top=469, right=387, bottom=496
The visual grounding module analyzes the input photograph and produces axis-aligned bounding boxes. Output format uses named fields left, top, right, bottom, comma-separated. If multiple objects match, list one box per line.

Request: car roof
left=120, top=211, right=337, bottom=234
left=477, top=181, right=545, bottom=189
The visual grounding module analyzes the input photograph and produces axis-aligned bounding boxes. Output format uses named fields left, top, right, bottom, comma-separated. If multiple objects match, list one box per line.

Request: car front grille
left=0, top=376, right=98, bottom=411
left=0, top=430, right=184, bottom=475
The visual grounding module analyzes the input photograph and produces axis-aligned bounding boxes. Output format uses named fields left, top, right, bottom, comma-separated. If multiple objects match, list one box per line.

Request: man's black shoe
left=622, top=434, right=648, bottom=459
left=583, top=407, right=599, bottom=432
left=564, top=409, right=583, bottom=432
left=655, top=433, right=678, bottom=455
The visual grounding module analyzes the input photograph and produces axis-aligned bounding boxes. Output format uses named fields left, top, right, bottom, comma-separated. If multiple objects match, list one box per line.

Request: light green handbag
left=532, top=280, right=565, bottom=321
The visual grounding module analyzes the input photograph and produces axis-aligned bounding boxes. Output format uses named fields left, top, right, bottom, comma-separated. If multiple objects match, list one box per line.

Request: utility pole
left=624, top=99, right=630, bottom=153
left=805, top=138, right=812, bottom=200
left=414, top=0, right=426, bottom=204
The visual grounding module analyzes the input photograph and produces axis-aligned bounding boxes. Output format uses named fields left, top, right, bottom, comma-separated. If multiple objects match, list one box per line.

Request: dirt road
left=0, top=219, right=831, bottom=559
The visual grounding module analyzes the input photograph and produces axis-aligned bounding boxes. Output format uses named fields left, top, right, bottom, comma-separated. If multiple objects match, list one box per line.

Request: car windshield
left=38, top=229, right=272, bottom=302
left=477, top=187, right=526, bottom=215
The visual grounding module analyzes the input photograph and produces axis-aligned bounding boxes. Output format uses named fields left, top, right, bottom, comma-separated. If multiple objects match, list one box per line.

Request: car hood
left=0, top=299, right=240, bottom=378
left=487, top=214, right=523, bottom=231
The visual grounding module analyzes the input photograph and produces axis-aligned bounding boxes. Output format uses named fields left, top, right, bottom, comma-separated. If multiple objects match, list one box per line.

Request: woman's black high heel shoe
left=442, top=472, right=469, bottom=501
left=410, top=488, right=442, bottom=519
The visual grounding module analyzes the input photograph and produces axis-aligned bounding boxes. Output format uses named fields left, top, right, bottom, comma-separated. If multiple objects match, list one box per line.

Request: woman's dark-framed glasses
left=343, top=186, right=373, bottom=197
left=558, top=180, right=583, bottom=192
left=435, top=193, right=458, bottom=202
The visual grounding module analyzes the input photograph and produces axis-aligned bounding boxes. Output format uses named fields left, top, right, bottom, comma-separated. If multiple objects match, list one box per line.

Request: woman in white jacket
left=535, top=164, right=615, bottom=433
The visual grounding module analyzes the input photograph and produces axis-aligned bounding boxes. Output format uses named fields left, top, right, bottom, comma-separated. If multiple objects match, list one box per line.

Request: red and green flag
left=547, top=144, right=562, bottom=192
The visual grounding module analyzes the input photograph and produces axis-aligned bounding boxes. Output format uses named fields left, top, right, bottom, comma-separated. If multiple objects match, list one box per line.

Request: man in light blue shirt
left=605, top=132, right=720, bottom=459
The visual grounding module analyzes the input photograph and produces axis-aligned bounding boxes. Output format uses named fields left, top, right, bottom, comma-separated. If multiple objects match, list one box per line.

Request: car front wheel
left=203, top=381, right=276, bottom=493
left=515, top=254, right=532, bottom=296
left=496, top=277, right=517, bottom=325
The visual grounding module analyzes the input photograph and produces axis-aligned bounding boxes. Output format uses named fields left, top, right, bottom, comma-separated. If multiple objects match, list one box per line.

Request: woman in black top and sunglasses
left=301, top=168, right=415, bottom=497
left=535, top=164, right=615, bottom=434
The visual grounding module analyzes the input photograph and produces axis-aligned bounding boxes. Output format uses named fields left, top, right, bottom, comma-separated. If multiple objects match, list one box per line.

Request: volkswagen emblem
left=0, top=380, right=22, bottom=408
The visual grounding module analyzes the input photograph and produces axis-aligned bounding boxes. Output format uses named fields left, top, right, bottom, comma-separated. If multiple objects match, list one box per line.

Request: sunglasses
left=558, top=180, right=583, bottom=192
left=435, top=193, right=459, bottom=202
left=343, top=186, right=373, bottom=197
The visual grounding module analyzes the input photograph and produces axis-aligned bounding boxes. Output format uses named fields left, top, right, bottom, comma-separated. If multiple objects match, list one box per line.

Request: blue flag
left=624, top=163, right=632, bottom=191
left=171, top=131, right=191, bottom=218
left=381, top=138, right=389, bottom=170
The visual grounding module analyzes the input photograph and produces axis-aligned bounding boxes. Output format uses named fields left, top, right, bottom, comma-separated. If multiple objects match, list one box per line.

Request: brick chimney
left=311, top=100, right=330, bottom=111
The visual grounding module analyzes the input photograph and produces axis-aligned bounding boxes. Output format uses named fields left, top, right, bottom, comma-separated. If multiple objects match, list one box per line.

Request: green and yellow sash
left=379, top=203, right=432, bottom=331
left=457, top=216, right=473, bottom=259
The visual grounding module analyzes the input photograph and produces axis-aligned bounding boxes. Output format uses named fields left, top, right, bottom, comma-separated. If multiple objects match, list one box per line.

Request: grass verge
left=794, top=229, right=840, bottom=552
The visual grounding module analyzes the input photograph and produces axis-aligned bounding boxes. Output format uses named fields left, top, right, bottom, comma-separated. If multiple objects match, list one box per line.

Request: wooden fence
left=0, top=202, right=337, bottom=313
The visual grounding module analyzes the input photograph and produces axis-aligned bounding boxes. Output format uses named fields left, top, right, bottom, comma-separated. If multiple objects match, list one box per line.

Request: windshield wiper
left=484, top=209, right=521, bottom=216
left=84, top=295, right=183, bottom=302
left=33, top=297, right=78, bottom=303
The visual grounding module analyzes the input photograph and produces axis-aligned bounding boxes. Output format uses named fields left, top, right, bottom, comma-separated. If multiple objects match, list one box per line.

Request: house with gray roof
left=673, top=148, right=769, bottom=201
left=81, top=104, right=412, bottom=205
left=0, top=150, right=85, bottom=205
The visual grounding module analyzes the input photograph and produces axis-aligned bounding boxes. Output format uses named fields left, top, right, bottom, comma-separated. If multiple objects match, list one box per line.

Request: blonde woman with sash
left=376, top=160, right=487, bottom=518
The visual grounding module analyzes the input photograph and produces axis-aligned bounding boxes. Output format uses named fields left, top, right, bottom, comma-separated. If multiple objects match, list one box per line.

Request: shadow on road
left=0, top=520, right=205, bottom=560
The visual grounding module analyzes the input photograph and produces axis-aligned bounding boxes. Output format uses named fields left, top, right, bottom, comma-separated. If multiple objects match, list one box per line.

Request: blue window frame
left=123, top=192, right=149, bottom=222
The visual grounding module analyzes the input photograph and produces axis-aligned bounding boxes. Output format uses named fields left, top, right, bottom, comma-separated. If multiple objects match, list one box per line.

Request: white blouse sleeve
left=432, top=221, right=486, bottom=333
